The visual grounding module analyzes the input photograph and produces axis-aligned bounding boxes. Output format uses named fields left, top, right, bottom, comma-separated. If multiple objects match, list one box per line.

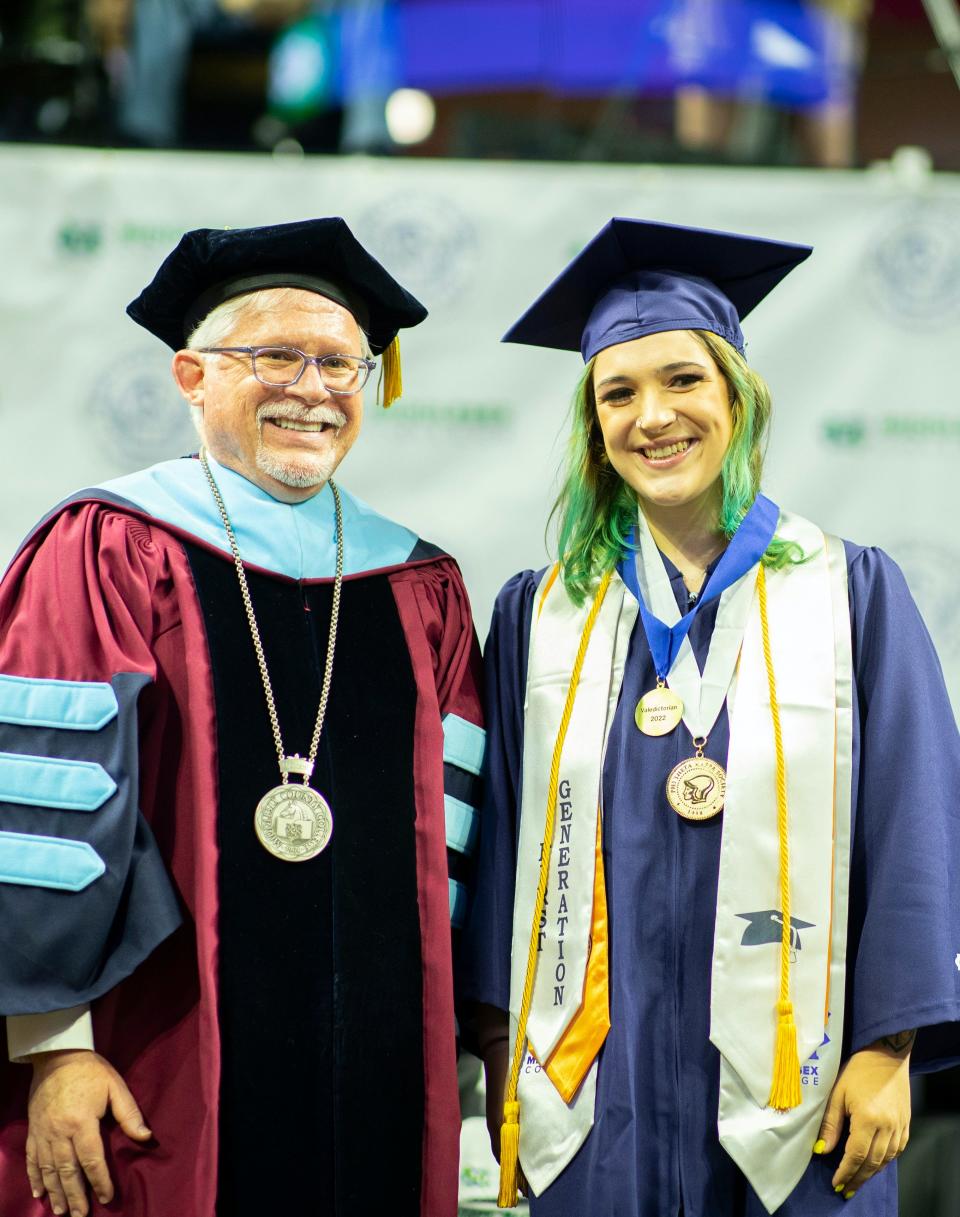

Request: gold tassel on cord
left=758, top=564, right=802, bottom=1113
left=768, top=999, right=802, bottom=1111
left=380, top=336, right=403, bottom=408
left=497, top=1100, right=521, bottom=1208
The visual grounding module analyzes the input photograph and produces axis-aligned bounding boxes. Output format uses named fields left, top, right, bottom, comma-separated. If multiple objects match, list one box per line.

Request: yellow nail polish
left=813, top=1139, right=826, bottom=1154
left=844, top=1191, right=857, bottom=1200
left=834, top=1184, right=845, bottom=1193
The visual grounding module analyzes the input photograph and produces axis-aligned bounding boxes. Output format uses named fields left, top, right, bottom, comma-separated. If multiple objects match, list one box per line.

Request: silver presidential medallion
left=254, top=784, right=333, bottom=862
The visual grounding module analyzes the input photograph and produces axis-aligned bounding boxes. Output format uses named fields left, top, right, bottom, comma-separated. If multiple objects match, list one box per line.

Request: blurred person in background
left=674, top=0, right=870, bottom=167
left=86, top=0, right=307, bottom=147
left=83, top=0, right=392, bottom=149
left=0, top=217, right=482, bottom=1217
left=86, top=0, right=221, bottom=145
left=459, top=218, right=960, bottom=1216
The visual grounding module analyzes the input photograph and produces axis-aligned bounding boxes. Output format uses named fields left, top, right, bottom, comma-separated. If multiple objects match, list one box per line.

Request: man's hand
left=26, top=1049, right=152, bottom=1217
left=483, top=1038, right=509, bottom=1164
left=814, top=1030, right=915, bottom=1199
left=467, top=1002, right=510, bottom=1163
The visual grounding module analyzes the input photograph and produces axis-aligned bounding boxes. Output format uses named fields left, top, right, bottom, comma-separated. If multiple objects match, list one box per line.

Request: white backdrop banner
left=1, top=145, right=958, bottom=711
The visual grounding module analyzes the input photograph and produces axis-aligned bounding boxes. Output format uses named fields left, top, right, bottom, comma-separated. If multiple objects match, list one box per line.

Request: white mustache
left=257, top=402, right=347, bottom=430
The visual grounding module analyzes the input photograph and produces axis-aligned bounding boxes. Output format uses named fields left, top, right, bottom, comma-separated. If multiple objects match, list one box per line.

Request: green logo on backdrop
left=882, top=416, right=960, bottom=440
left=373, top=401, right=511, bottom=427
left=58, top=223, right=103, bottom=255
left=119, top=223, right=189, bottom=247
left=823, top=415, right=960, bottom=447
left=57, top=221, right=191, bottom=254
left=822, top=419, right=867, bottom=447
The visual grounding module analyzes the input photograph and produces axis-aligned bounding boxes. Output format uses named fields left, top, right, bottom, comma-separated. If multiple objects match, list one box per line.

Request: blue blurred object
left=320, top=0, right=837, bottom=111
left=399, top=1, right=544, bottom=91
left=553, top=0, right=836, bottom=106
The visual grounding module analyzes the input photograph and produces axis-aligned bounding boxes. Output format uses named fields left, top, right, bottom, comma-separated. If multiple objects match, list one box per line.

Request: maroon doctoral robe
left=0, top=460, right=483, bottom=1217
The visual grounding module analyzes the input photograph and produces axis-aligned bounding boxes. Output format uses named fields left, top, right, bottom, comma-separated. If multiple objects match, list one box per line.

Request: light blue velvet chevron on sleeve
left=0, top=674, right=118, bottom=732
left=0, top=671, right=182, bottom=1015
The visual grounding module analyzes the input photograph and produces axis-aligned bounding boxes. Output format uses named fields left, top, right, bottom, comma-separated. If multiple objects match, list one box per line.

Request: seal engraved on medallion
left=255, top=785, right=333, bottom=861
left=665, top=757, right=726, bottom=820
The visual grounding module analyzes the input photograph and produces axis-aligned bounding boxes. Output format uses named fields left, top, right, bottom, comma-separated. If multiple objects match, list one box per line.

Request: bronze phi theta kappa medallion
left=254, top=784, right=333, bottom=861
left=665, top=757, right=726, bottom=821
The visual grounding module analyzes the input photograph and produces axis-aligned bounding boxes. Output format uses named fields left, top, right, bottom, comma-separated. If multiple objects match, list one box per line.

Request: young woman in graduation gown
left=458, top=219, right=960, bottom=1217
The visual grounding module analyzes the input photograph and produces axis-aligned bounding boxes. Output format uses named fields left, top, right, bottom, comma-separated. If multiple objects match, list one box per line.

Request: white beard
left=255, top=445, right=338, bottom=489
left=254, top=401, right=348, bottom=489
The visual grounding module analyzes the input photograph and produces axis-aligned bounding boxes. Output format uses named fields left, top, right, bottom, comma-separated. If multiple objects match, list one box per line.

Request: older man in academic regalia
left=0, top=219, right=483, bottom=1217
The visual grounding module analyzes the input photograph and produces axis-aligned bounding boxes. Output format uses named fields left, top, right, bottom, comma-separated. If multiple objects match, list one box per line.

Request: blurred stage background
left=1, top=1, right=959, bottom=1212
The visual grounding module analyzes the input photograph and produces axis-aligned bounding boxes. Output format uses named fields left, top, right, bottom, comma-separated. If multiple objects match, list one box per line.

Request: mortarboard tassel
left=380, top=335, right=403, bottom=408
left=497, top=1101, right=521, bottom=1208
left=757, top=564, right=802, bottom=1113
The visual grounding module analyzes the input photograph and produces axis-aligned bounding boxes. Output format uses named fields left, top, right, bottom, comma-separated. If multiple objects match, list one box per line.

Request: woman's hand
left=814, top=1030, right=914, bottom=1199
left=26, top=1049, right=152, bottom=1217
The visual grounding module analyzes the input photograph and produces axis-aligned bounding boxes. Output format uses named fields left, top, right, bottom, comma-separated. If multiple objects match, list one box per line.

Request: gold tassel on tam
left=380, top=336, right=403, bottom=407
left=758, top=565, right=802, bottom=1113
left=497, top=1100, right=521, bottom=1208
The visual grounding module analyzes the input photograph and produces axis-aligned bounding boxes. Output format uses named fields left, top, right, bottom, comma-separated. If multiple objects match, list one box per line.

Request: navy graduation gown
left=459, top=542, right=960, bottom=1217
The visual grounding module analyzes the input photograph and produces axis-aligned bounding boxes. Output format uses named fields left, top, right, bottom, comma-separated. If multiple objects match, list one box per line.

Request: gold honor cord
left=758, top=563, right=802, bottom=1112
left=498, top=569, right=614, bottom=1209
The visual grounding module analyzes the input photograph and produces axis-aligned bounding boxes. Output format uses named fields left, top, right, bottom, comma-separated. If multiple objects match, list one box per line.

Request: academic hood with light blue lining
left=90, top=456, right=430, bottom=580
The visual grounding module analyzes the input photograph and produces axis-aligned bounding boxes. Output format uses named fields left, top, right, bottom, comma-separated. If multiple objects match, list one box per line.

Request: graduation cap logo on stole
left=737, top=911, right=815, bottom=952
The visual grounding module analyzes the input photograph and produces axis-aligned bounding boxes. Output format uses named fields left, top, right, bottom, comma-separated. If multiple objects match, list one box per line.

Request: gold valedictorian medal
left=201, top=450, right=344, bottom=862
left=635, top=679, right=684, bottom=737
left=666, top=737, right=726, bottom=821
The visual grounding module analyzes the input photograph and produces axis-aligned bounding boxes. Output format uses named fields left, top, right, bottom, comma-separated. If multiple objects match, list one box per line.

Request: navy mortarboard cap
left=126, top=217, right=427, bottom=356
left=502, top=218, right=812, bottom=361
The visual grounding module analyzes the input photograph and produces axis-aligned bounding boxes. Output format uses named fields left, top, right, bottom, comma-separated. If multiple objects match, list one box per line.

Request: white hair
left=186, top=288, right=373, bottom=357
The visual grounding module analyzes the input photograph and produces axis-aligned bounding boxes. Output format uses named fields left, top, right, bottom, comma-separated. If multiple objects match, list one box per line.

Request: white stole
left=713, top=515, right=852, bottom=1213
left=508, top=512, right=853, bottom=1213
left=510, top=571, right=637, bottom=1194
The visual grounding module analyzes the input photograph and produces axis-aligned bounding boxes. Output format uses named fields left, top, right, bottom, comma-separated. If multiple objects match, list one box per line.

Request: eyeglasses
left=200, top=346, right=376, bottom=393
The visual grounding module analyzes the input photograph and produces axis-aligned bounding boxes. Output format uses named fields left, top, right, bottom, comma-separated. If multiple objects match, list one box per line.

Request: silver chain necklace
left=200, top=449, right=343, bottom=862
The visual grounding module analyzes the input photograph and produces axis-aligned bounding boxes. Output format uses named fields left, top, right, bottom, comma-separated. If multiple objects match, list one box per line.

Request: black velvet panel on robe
left=184, top=543, right=424, bottom=1217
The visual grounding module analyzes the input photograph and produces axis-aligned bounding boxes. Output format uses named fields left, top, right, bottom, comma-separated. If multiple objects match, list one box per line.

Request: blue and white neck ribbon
left=617, top=494, right=780, bottom=680
left=619, top=495, right=779, bottom=743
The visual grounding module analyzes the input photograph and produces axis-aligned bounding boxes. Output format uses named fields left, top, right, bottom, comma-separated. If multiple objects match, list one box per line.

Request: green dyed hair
left=551, top=329, right=805, bottom=605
